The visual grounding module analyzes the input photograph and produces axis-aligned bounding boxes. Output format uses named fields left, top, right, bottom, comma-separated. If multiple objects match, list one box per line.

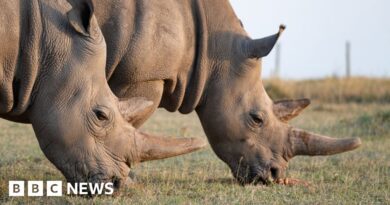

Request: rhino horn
left=134, top=131, right=207, bottom=162
left=247, top=24, right=285, bottom=58
left=273, top=98, right=311, bottom=122
left=118, top=97, right=154, bottom=124
left=289, top=128, right=362, bottom=157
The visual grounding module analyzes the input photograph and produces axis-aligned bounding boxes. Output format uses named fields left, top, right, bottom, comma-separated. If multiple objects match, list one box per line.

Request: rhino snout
left=231, top=162, right=285, bottom=185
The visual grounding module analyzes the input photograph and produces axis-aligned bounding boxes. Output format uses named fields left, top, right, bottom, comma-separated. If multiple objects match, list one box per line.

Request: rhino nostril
left=112, top=177, right=121, bottom=190
left=270, top=167, right=279, bottom=179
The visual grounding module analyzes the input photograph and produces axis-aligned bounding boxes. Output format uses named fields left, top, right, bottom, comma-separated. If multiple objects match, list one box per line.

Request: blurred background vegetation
left=265, top=77, right=390, bottom=103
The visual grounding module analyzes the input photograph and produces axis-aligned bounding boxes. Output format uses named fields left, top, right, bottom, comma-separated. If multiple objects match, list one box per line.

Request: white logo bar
left=8, top=181, right=114, bottom=196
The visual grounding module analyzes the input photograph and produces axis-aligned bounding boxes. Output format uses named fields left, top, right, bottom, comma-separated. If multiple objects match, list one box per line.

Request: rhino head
left=196, top=22, right=361, bottom=184
left=27, top=0, right=205, bottom=190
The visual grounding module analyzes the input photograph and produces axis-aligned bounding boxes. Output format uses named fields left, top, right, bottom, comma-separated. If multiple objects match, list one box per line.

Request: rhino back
left=96, top=0, right=201, bottom=118
left=0, top=0, right=42, bottom=120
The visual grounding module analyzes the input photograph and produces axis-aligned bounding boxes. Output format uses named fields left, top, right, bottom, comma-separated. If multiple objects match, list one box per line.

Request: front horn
left=289, top=128, right=361, bottom=157
left=134, top=131, right=208, bottom=162
left=246, top=24, right=285, bottom=59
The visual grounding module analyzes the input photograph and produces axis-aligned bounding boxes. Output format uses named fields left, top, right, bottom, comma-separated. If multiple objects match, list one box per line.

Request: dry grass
left=265, top=77, right=390, bottom=103
left=0, top=78, right=389, bottom=204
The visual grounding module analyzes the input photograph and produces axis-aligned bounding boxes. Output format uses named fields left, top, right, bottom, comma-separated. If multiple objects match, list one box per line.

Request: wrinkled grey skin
left=0, top=0, right=205, bottom=190
left=93, top=0, right=361, bottom=184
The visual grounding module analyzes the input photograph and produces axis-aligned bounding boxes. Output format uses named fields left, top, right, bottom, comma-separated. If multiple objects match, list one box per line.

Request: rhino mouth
left=231, top=164, right=282, bottom=185
left=87, top=174, right=122, bottom=187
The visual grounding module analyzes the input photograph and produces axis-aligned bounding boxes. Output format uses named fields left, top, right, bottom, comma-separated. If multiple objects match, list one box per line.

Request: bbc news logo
left=9, top=181, right=114, bottom=196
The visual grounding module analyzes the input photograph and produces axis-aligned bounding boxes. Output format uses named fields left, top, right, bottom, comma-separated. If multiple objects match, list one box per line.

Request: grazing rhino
left=0, top=0, right=205, bottom=190
left=92, top=0, right=361, bottom=184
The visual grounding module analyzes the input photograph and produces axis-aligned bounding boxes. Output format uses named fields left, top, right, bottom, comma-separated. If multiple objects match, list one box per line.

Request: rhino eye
left=94, top=109, right=109, bottom=121
left=250, top=113, right=264, bottom=127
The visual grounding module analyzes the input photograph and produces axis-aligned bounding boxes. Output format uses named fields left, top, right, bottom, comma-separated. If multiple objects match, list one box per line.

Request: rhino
left=91, top=0, right=362, bottom=185
left=0, top=0, right=205, bottom=190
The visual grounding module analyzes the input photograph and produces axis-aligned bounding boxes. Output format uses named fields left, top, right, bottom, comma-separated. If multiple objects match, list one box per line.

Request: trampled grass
left=0, top=99, right=389, bottom=203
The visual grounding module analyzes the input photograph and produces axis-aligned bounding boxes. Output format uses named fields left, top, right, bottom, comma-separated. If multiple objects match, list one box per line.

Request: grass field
left=0, top=80, right=389, bottom=204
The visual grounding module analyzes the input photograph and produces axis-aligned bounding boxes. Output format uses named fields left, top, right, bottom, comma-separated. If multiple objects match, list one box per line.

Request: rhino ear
left=273, top=98, right=310, bottom=122
left=246, top=25, right=285, bottom=58
left=118, top=97, right=155, bottom=124
left=67, top=0, right=99, bottom=38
